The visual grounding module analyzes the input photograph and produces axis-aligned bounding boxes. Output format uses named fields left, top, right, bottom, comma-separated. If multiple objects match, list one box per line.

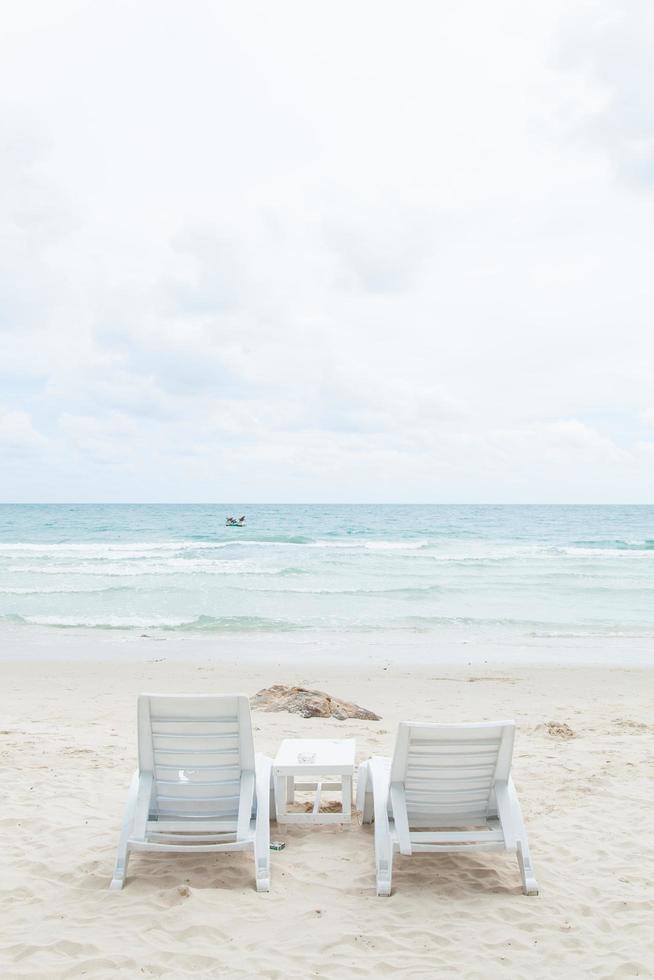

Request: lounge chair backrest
left=137, top=694, right=255, bottom=821
left=389, top=720, right=515, bottom=823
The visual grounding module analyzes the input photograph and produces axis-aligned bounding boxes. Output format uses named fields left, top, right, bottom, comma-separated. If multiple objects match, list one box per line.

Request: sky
left=1, top=0, right=654, bottom=503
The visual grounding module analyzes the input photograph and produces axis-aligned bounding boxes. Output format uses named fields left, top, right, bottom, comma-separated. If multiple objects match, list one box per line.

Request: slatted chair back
left=389, top=720, right=515, bottom=827
left=137, top=694, right=255, bottom=824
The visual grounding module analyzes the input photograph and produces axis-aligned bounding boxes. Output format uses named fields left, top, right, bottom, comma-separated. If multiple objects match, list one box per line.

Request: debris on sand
left=251, top=685, right=381, bottom=720
left=545, top=721, right=576, bottom=739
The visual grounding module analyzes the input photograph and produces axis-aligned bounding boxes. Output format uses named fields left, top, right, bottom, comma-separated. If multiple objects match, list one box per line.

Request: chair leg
left=517, top=840, right=539, bottom=896
left=254, top=845, right=270, bottom=893
left=110, top=845, right=130, bottom=891
left=376, top=850, right=393, bottom=897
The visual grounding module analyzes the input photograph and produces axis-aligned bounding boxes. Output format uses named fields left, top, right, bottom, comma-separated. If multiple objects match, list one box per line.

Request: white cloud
left=556, top=0, right=654, bottom=187
left=540, top=420, right=627, bottom=461
left=59, top=412, right=142, bottom=463
left=0, top=1, right=653, bottom=501
left=0, top=409, right=47, bottom=453
left=324, top=206, right=438, bottom=294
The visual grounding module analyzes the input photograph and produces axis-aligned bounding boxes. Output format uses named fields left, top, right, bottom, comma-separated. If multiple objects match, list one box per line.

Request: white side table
left=273, top=738, right=356, bottom=825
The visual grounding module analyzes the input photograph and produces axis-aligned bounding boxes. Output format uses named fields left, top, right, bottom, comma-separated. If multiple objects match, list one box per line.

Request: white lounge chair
left=110, top=694, right=273, bottom=892
left=357, top=720, right=538, bottom=896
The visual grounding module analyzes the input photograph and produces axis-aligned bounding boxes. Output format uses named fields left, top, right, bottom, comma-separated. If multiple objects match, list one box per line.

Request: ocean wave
left=2, top=613, right=305, bottom=632
left=0, top=537, right=317, bottom=559
left=0, top=585, right=132, bottom=595
left=7, top=564, right=180, bottom=576
left=399, top=614, right=525, bottom=629
left=164, top=615, right=306, bottom=632
left=527, top=629, right=654, bottom=638
left=569, top=539, right=654, bottom=552
left=2, top=507, right=654, bottom=639
left=241, top=583, right=445, bottom=597
left=309, top=539, right=429, bottom=551
left=0, top=537, right=568, bottom=563
left=0, top=540, right=224, bottom=554
left=6, top=560, right=292, bottom=577
left=381, top=615, right=654, bottom=637
left=3, top=609, right=653, bottom=637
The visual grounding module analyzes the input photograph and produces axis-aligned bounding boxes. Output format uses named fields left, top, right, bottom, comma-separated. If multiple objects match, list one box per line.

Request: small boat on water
left=226, top=516, right=246, bottom=527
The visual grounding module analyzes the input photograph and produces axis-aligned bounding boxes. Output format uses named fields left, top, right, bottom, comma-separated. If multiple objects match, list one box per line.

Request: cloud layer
left=1, top=0, right=654, bottom=502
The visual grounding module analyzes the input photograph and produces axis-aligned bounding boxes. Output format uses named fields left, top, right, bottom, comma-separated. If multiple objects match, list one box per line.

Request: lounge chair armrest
left=496, top=777, right=539, bottom=895
left=254, top=754, right=272, bottom=891
left=125, top=769, right=140, bottom=813
left=369, top=757, right=393, bottom=893
left=237, top=770, right=256, bottom=842
left=255, top=754, right=272, bottom=841
left=495, top=777, right=525, bottom=849
left=389, top=782, right=412, bottom=855
left=356, top=761, right=373, bottom=822
left=109, top=769, right=141, bottom=890
left=369, top=757, right=391, bottom=812
left=115, top=769, right=140, bottom=846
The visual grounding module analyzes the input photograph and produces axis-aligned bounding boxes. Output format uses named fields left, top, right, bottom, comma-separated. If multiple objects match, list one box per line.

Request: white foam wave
left=0, top=585, right=117, bottom=595
left=7, top=559, right=284, bottom=576
left=22, top=614, right=191, bottom=628
left=310, top=539, right=427, bottom=551
left=364, top=540, right=427, bottom=551
left=0, top=540, right=224, bottom=554
left=558, top=546, right=653, bottom=557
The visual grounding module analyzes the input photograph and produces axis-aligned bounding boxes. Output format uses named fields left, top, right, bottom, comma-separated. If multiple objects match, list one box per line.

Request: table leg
left=286, top=775, right=295, bottom=804
left=274, top=772, right=287, bottom=823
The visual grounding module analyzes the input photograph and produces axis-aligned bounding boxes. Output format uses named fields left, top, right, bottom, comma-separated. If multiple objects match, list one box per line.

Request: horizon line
left=0, top=502, right=652, bottom=508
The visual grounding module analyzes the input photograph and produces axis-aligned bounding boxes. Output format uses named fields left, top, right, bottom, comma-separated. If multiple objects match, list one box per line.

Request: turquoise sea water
left=0, top=504, right=653, bottom=638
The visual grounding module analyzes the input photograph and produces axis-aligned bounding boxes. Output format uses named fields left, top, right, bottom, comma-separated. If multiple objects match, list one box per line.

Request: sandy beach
left=2, top=633, right=653, bottom=979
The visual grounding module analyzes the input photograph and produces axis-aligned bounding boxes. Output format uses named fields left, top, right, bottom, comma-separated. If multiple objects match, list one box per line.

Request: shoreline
left=1, top=623, right=653, bottom=666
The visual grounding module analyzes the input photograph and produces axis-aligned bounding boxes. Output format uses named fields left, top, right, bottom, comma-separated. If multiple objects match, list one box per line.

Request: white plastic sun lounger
left=357, top=720, right=538, bottom=896
left=110, top=694, right=273, bottom=892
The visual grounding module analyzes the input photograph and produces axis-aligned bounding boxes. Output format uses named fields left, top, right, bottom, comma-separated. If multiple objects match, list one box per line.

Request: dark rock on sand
left=251, top=685, right=381, bottom=721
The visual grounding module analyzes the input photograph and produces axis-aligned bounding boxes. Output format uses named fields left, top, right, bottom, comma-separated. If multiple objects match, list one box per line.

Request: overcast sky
left=1, top=0, right=653, bottom=503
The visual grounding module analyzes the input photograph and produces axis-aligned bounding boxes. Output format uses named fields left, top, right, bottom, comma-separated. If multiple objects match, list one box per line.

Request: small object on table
left=273, top=738, right=356, bottom=826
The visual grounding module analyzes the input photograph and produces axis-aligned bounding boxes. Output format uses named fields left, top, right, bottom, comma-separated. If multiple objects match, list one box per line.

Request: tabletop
left=273, top=738, right=356, bottom=774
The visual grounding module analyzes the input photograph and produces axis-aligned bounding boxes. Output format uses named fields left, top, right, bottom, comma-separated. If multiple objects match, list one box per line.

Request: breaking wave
left=1, top=504, right=653, bottom=639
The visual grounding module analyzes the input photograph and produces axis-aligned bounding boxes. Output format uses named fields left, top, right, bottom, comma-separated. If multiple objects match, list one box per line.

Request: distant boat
left=226, top=516, right=246, bottom=527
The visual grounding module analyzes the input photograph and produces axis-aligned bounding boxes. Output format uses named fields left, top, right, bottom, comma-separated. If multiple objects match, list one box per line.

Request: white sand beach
left=2, top=633, right=653, bottom=979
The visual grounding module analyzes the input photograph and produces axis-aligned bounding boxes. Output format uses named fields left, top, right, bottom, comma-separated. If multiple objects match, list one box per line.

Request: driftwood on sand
left=251, top=685, right=381, bottom=721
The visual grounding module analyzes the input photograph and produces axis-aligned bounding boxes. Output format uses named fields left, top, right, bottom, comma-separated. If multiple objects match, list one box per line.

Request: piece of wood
left=252, top=685, right=380, bottom=720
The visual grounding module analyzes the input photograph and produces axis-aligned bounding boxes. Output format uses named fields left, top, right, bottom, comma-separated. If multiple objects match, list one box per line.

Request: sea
left=0, top=504, right=653, bottom=644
